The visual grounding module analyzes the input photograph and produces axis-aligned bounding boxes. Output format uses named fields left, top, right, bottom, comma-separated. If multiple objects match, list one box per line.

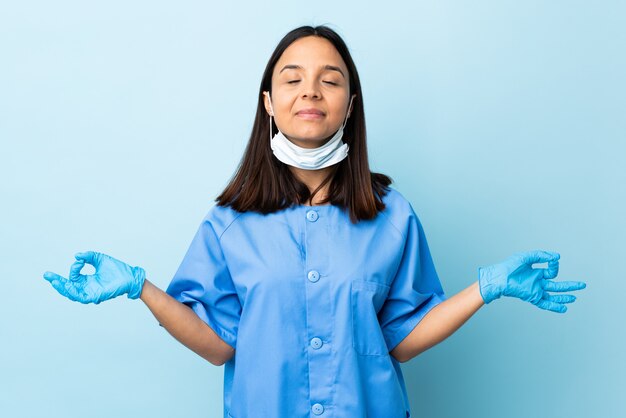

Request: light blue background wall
left=1, top=1, right=624, bottom=417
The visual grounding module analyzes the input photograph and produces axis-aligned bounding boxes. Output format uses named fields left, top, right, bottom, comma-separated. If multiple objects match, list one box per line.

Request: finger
left=44, top=272, right=82, bottom=302
left=43, top=271, right=66, bottom=283
left=543, top=260, right=560, bottom=279
left=543, top=280, right=587, bottom=292
left=543, top=293, right=576, bottom=304
left=63, top=282, right=86, bottom=302
left=69, top=260, right=86, bottom=281
left=521, top=250, right=560, bottom=265
left=534, top=299, right=567, bottom=313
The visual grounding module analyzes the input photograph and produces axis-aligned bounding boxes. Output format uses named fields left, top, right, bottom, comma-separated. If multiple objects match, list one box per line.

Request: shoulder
left=381, top=186, right=412, bottom=211
left=201, top=203, right=245, bottom=240
left=379, top=186, right=421, bottom=240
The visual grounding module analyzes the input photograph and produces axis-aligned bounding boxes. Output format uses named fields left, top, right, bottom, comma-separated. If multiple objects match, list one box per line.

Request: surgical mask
left=266, top=92, right=355, bottom=170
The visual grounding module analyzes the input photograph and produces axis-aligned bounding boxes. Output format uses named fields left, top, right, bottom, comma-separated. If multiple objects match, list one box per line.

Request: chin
left=286, top=132, right=333, bottom=145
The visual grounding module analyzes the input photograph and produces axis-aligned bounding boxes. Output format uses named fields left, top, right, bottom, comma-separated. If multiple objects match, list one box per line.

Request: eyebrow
left=279, top=64, right=345, bottom=78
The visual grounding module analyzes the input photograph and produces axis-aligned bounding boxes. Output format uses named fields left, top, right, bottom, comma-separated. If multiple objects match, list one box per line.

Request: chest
left=219, top=210, right=404, bottom=302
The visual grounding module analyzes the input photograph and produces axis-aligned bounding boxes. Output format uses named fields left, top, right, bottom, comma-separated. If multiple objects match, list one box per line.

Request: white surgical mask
left=266, top=92, right=355, bottom=170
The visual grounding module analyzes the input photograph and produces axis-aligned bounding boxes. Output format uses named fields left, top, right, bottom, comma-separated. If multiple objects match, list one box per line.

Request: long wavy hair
left=215, top=25, right=393, bottom=223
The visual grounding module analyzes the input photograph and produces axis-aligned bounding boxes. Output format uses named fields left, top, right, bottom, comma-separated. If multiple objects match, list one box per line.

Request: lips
left=297, top=108, right=325, bottom=115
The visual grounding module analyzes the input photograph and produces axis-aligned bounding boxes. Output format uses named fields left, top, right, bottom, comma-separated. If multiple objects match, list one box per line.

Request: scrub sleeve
left=163, top=217, right=241, bottom=350
left=379, top=203, right=447, bottom=353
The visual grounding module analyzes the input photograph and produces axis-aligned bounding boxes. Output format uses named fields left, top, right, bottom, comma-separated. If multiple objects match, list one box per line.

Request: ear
left=262, top=91, right=273, bottom=116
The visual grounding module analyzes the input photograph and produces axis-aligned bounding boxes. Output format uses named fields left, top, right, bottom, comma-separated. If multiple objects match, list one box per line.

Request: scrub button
left=306, top=210, right=319, bottom=222
left=310, top=337, right=323, bottom=349
left=312, top=403, right=324, bottom=415
left=307, top=270, right=320, bottom=282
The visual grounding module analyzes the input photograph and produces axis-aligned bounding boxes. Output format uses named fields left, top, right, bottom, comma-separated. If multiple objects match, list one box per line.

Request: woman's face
left=264, top=36, right=355, bottom=149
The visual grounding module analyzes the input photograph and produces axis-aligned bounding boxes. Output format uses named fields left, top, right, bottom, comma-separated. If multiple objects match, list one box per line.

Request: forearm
left=139, top=279, right=234, bottom=366
left=392, top=281, right=484, bottom=362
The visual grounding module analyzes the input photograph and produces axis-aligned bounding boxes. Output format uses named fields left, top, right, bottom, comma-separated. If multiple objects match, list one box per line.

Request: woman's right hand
left=43, top=251, right=146, bottom=304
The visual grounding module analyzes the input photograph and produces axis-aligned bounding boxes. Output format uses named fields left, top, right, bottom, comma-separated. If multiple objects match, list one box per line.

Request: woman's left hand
left=478, top=250, right=586, bottom=313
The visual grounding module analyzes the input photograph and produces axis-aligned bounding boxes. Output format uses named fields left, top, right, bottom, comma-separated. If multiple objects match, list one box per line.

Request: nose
left=300, top=80, right=321, bottom=100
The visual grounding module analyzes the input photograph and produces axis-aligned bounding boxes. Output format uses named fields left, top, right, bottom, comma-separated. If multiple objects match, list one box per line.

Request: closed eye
left=287, top=80, right=338, bottom=85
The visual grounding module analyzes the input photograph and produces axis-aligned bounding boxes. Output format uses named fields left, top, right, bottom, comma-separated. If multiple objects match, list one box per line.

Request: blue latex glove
left=43, top=251, right=146, bottom=304
left=478, top=250, right=586, bottom=313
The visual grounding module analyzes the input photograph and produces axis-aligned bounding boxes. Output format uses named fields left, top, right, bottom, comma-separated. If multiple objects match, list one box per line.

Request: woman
left=43, top=25, right=586, bottom=418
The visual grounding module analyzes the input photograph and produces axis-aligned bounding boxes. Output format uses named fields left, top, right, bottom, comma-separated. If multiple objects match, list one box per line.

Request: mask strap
left=341, top=94, right=356, bottom=130
left=267, top=92, right=275, bottom=140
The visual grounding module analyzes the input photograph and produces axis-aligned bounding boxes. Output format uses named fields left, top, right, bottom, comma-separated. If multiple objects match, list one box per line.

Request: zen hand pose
left=478, top=250, right=585, bottom=313
left=44, top=251, right=145, bottom=304
left=44, top=249, right=585, bottom=311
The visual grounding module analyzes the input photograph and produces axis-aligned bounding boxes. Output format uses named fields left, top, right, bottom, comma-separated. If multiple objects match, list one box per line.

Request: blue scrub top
left=165, top=186, right=447, bottom=418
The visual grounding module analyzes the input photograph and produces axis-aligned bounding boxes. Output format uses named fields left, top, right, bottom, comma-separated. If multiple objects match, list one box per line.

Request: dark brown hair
left=215, top=25, right=393, bottom=223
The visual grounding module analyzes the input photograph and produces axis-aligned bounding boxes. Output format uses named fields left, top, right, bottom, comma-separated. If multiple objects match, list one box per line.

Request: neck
left=288, top=165, right=334, bottom=206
